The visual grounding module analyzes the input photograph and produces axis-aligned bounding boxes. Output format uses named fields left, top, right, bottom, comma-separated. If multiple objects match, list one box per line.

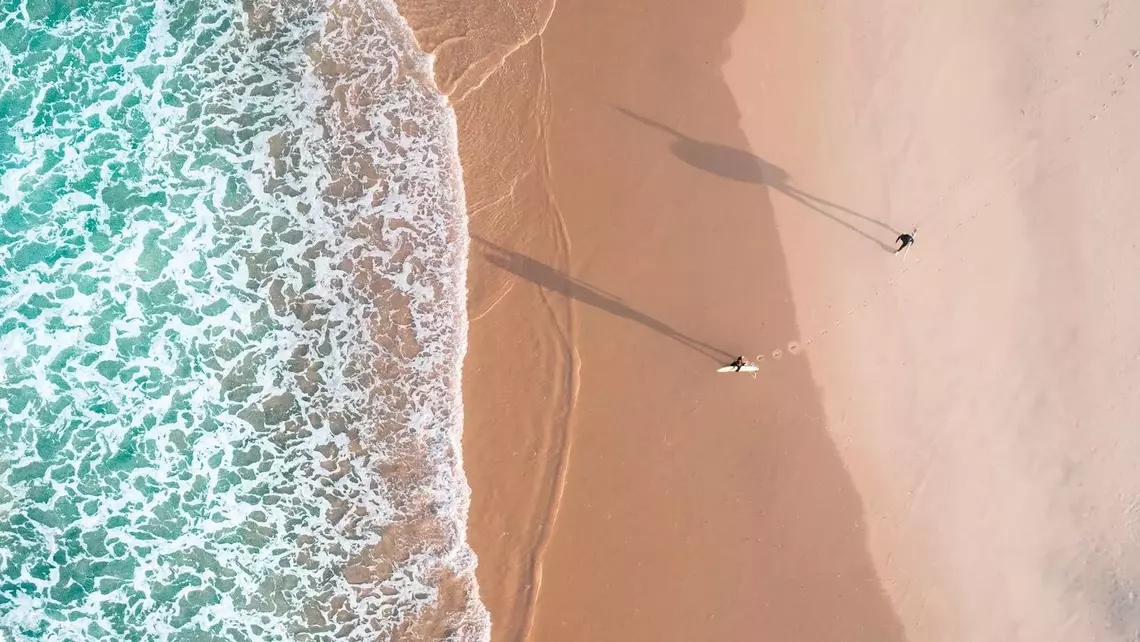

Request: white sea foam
left=0, top=0, right=487, bottom=638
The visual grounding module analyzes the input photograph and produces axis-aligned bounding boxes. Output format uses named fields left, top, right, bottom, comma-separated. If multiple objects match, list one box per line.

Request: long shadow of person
left=615, top=106, right=900, bottom=253
left=473, top=236, right=736, bottom=364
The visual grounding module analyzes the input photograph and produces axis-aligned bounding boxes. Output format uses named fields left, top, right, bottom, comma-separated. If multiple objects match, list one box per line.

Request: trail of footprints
left=748, top=209, right=982, bottom=370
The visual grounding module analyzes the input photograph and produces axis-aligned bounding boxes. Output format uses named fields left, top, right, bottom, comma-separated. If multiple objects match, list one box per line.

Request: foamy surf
left=0, top=0, right=488, bottom=638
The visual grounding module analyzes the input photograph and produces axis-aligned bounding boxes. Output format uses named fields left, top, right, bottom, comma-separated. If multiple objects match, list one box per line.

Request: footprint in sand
left=772, top=349, right=783, bottom=360
left=788, top=342, right=801, bottom=354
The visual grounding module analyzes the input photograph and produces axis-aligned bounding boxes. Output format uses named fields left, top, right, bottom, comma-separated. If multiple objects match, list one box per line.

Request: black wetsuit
left=730, top=358, right=747, bottom=372
left=895, top=233, right=914, bottom=253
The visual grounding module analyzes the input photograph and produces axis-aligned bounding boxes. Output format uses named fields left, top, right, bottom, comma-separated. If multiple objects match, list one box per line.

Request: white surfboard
left=717, top=365, right=759, bottom=373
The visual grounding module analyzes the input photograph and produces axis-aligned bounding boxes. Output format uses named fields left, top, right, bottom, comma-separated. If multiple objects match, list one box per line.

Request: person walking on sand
left=728, top=356, right=749, bottom=372
left=895, top=229, right=916, bottom=254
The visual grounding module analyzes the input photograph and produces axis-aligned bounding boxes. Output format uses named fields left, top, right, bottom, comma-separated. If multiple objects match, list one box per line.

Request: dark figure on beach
left=895, top=231, right=915, bottom=253
left=729, top=356, right=749, bottom=372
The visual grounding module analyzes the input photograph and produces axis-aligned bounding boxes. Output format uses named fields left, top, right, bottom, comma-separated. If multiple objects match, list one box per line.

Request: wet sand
left=394, top=0, right=904, bottom=640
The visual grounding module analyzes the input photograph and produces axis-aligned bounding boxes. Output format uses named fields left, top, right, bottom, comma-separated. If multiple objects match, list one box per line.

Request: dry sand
left=393, top=0, right=1140, bottom=640
left=740, top=1, right=1140, bottom=640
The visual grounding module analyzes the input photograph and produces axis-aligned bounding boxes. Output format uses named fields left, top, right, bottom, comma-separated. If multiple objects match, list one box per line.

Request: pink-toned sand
left=395, top=0, right=1140, bottom=640
left=740, top=1, right=1140, bottom=640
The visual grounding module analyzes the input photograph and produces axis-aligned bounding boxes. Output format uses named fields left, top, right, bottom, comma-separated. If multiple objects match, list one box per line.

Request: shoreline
left=392, top=1, right=578, bottom=638
left=392, top=0, right=906, bottom=639
left=390, top=0, right=1140, bottom=639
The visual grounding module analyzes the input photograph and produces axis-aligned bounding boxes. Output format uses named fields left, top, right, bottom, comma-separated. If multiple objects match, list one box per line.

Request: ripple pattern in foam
left=0, top=0, right=487, bottom=638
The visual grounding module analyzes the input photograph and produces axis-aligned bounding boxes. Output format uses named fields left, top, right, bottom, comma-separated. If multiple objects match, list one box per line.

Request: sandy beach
left=395, top=0, right=901, bottom=640
left=394, top=0, right=1140, bottom=640
left=746, top=1, right=1140, bottom=640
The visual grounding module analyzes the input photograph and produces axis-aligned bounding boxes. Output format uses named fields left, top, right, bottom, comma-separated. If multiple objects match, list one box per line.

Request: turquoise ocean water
left=0, top=0, right=486, bottom=639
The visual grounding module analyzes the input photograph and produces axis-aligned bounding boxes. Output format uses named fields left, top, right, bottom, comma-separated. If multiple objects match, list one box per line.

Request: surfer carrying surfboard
left=717, top=357, right=759, bottom=374
left=895, top=229, right=916, bottom=254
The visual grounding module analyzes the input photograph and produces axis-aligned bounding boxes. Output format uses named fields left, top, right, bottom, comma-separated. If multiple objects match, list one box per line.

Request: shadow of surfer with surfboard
left=614, top=106, right=902, bottom=254
left=474, top=236, right=736, bottom=364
